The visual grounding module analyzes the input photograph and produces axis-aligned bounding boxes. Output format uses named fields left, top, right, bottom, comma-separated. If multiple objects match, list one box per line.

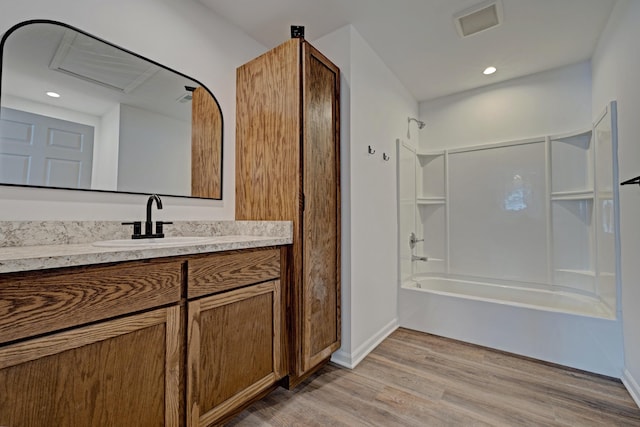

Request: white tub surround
left=398, top=102, right=623, bottom=378
left=0, top=220, right=292, bottom=273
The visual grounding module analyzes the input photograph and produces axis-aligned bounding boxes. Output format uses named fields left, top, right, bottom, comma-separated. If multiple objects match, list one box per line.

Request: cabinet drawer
left=0, top=259, right=182, bottom=345
left=188, top=248, right=280, bottom=298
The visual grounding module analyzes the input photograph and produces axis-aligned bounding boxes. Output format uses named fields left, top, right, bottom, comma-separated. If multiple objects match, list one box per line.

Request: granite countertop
left=0, top=221, right=292, bottom=274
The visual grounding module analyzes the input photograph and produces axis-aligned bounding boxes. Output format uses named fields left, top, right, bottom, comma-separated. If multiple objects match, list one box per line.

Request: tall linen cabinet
left=235, top=37, right=341, bottom=387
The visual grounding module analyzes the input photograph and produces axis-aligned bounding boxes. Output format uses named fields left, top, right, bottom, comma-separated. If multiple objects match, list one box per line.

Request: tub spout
left=412, top=255, right=428, bottom=262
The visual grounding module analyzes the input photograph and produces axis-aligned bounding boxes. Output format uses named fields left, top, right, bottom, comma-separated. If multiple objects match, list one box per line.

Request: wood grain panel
left=235, top=38, right=301, bottom=223
left=188, top=248, right=280, bottom=298
left=235, top=37, right=341, bottom=385
left=191, top=86, right=222, bottom=199
left=0, top=307, right=180, bottom=427
left=200, top=292, right=272, bottom=407
left=187, top=299, right=202, bottom=427
left=301, top=43, right=341, bottom=371
left=0, top=259, right=182, bottom=344
left=165, top=306, right=182, bottom=427
left=187, top=281, right=282, bottom=426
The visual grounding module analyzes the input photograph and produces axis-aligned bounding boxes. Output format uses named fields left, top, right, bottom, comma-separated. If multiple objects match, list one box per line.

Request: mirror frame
left=0, top=19, right=224, bottom=199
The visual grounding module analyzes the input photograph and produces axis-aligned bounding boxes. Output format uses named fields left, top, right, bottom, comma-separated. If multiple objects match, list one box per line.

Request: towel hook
left=368, top=145, right=376, bottom=155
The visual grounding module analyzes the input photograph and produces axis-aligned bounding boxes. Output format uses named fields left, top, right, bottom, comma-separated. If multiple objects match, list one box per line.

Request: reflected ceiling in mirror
left=0, top=20, right=222, bottom=199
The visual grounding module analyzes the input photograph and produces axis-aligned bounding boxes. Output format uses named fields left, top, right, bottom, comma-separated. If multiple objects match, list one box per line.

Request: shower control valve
left=409, top=232, right=424, bottom=249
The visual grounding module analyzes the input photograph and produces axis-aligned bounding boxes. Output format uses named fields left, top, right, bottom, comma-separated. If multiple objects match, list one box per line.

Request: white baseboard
left=331, top=318, right=399, bottom=369
left=329, top=349, right=353, bottom=368
left=622, top=369, right=640, bottom=409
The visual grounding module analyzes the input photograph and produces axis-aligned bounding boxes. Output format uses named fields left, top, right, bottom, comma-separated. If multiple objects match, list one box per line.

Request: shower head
left=408, top=117, right=426, bottom=129
left=407, top=117, right=426, bottom=139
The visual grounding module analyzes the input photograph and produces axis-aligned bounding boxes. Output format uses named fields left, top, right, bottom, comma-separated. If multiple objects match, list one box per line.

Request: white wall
left=1, top=94, right=101, bottom=132
left=592, top=0, right=640, bottom=404
left=419, top=62, right=592, bottom=150
left=0, top=0, right=266, bottom=220
left=93, top=104, right=120, bottom=191
left=117, top=104, right=190, bottom=196
left=314, top=26, right=418, bottom=367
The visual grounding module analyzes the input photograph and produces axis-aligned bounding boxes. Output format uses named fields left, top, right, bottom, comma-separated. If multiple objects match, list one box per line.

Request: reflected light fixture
left=46, top=91, right=61, bottom=98
left=483, top=66, right=497, bottom=75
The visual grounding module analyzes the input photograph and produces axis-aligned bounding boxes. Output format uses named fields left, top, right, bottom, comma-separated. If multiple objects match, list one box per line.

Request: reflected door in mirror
left=0, top=107, right=94, bottom=188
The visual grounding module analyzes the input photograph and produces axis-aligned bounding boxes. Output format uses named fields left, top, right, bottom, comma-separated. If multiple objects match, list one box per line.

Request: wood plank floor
left=226, top=328, right=640, bottom=426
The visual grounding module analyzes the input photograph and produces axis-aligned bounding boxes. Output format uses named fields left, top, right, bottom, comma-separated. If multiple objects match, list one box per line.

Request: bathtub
left=406, top=276, right=614, bottom=318
left=399, top=276, right=624, bottom=377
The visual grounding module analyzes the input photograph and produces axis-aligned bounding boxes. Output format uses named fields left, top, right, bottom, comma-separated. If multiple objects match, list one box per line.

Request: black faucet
left=145, top=194, right=162, bottom=236
left=122, top=194, right=172, bottom=239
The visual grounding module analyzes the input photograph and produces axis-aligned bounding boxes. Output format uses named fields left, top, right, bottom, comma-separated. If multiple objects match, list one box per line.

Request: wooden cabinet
left=0, top=260, right=183, bottom=427
left=236, top=37, right=341, bottom=386
left=0, top=246, right=286, bottom=426
left=186, top=248, right=283, bottom=426
left=187, top=281, right=282, bottom=426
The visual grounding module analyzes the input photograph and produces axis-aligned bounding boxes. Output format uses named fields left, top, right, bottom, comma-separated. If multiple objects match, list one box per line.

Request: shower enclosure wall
left=398, top=101, right=623, bottom=377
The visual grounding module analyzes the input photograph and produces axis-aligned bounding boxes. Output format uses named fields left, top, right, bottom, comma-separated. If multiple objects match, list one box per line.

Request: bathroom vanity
left=0, top=18, right=342, bottom=426
left=0, top=222, right=291, bottom=426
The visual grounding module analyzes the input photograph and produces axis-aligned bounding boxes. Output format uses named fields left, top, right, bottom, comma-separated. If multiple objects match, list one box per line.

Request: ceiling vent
left=49, top=30, right=159, bottom=93
left=454, top=0, right=503, bottom=38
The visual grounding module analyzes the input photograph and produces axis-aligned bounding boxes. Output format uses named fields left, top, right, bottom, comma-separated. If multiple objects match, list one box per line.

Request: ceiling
left=3, top=22, right=198, bottom=120
left=198, top=0, right=616, bottom=102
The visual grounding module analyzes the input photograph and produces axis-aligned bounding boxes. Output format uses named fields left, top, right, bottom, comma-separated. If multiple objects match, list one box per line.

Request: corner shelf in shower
left=551, top=190, right=594, bottom=201
left=416, top=150, right=445, bottom=157
left=417, top=197, right=446, bottom=205
left=550, top=128, right=593, bottom=195
left=549, top=126, right=597, bottom=296
left=417, top=150, right=446, bottom=201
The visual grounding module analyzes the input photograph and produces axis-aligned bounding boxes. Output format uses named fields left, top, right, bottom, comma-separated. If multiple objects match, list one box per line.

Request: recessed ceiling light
left=483, top=66, right=497, bottom=75
left=46, top=91, right=61, bottom=98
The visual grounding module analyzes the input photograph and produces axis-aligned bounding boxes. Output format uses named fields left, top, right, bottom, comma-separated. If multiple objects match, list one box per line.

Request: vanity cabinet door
left=0, top=306, right=181, bottom=427
left=187, top=280, right=283, bottom=427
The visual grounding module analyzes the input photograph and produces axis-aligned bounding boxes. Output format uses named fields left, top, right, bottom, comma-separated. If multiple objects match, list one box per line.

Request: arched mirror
left=0, top=20, right=223, bottom=199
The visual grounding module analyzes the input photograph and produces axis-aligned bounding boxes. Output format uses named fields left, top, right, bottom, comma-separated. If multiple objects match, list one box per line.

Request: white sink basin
left=93, top=236, right=217, bottom=248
